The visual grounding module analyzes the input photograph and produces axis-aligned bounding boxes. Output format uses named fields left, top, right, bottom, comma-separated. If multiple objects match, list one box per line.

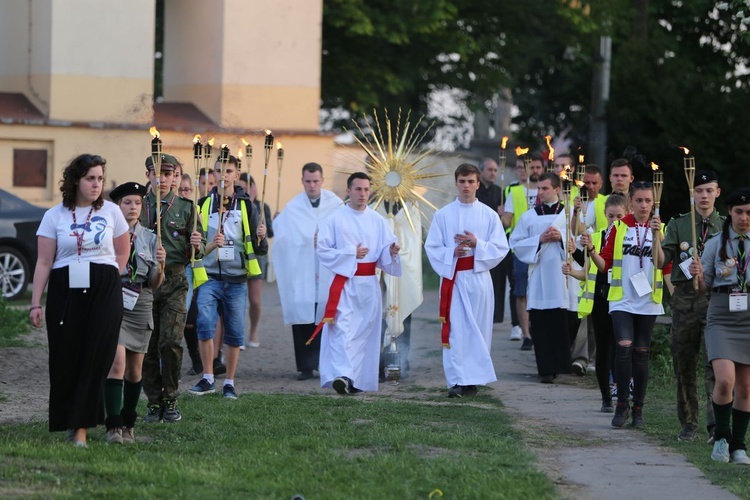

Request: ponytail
left=719, top=216, right=732, bottom=261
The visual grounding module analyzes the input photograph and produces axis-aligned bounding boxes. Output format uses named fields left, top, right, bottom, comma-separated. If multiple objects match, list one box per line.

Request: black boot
left=632, top=403, right=645, bottom=428
left=611, top=401, right=630, bottom=428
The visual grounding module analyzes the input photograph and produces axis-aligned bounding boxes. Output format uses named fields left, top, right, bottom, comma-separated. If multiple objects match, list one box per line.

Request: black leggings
left=611, top=311, right=657, bottom=405
left=591, top=297, right=614, bottom=403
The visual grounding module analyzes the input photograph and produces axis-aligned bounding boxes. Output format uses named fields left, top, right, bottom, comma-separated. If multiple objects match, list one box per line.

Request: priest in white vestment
left=317, top=173, right=402, bottom=394
left=273, top=163, right=342, bottom=380
left=509, top=172, right=573, bottom=383
left=375, top=200, right=423, bottom=380
left=425, top=164, right=509, bottom=398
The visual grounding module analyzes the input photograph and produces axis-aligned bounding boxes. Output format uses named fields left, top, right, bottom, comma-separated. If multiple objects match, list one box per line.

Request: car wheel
left=0, top=246, right=29, bottom=301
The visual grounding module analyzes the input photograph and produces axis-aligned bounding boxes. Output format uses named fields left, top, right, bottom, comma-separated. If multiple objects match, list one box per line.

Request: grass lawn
left=0, top=391, right=556, bottom=499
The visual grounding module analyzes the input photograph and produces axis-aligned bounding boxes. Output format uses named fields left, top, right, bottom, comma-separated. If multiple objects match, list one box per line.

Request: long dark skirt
left=529, top=308, right=572, bottom=377
left=46, top=263, right=123, bottom=432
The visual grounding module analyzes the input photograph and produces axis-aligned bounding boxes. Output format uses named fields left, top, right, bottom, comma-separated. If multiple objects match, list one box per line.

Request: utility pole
left=589, top=35, right=611, bottom=179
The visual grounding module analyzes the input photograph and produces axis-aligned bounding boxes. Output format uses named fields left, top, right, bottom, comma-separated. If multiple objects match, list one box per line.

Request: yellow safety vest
left=593, top=194, right=608, bottom=232
left=577, top=231, right=603, bottom=318
left=607, top=221, right=664, bottom=304
left=507, top=184, right=528, bottom=233
left=200, top=197, right=262, bottom=277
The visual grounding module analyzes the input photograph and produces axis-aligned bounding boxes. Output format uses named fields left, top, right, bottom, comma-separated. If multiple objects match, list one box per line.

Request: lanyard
left=71, top=206, right=95, bottom=258
left=145, top=193, right=177, bottom=230
left=634, top=223, right=648, bottom=269
left=125, top=232, right=138, bottom=282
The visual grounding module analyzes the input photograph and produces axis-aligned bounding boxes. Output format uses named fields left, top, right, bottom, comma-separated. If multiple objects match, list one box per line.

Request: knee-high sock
left=104, top=378, right=124, bottom=419
left=731, top=407, right=750, bottom=452
left=713, top=400, right=733, bottom=442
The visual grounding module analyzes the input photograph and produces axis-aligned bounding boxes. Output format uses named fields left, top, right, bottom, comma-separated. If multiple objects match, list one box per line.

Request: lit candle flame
left=221, top=143, right=228, bottom=149
left=651, top=162, right=660, bottom=171
left=501, top=136, right=509, bottom=149
left=241, top=138, right=249, bottom=147
left=578, top=154, right=585, bottom=164
left=208, top=138, right=215, bottom=147
left=238, top=149, right=243, bottom=159
left=545, top=135, right=554, bottom=161
left=149, top=126, right=160, bottom=139
left=276, top=141, right=283, bottom=150
left=679, top=146, right=690, bottom=155
left=515, top=146, right=529, bottom=156
left=265, top=129, right=272, bottom=136
left=575, top=179, right=585, bottom=188
left=193, top=134, right=201, bottom=144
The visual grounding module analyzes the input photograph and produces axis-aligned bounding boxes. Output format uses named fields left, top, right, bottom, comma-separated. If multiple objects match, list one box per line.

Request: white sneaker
left=731, top=449, right=750, bottom=465
left=711, top=438, right=730, bottom=463
left=509, top=325, right=523, bottom=341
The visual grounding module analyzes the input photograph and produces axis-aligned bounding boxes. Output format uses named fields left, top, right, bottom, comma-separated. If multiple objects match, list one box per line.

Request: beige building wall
left=0, top=0, right=53, bottom=112
left=0, top=125, right=338, bottom=210
left=163, top=0, right=322, bottom=131
left=0, top=0, right=154, bottom=124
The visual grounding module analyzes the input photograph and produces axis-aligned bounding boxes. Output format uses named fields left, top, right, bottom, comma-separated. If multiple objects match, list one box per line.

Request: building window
left=13, top=149, right=47, bottom=187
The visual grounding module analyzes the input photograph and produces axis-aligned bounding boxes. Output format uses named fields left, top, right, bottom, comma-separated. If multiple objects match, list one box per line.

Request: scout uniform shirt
left=140, top=189, right=204, bottom=266
left=662, top=210, right=724, bottom=284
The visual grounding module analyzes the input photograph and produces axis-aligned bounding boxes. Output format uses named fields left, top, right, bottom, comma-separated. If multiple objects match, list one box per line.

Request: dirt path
left=0, top=284, right=736, bottom=499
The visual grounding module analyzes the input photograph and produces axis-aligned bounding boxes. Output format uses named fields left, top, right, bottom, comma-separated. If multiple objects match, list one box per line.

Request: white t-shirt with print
left=37, top=201, right=129, bottom=269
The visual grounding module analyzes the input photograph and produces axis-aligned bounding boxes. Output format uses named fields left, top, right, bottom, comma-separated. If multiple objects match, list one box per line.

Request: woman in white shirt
left=30, top=154, right=129, bottom=448
left=590, top=181, right=668, bottom=429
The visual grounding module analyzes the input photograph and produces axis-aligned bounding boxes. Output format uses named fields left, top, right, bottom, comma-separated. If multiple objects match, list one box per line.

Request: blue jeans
left=196, top=280, right=247, bottom=347
left=185, top=265, right=194, bottom=309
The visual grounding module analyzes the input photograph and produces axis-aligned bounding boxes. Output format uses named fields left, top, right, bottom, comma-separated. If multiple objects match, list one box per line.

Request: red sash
left=306, top=262, right=377, bottom=345
left=438, top=256, right=475, bottom=348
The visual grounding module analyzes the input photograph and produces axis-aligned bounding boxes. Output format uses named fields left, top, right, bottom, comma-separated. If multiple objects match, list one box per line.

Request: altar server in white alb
left=315, top=172, right=402, bottom=394
left=509, top=172, right=573, bottom=383
left=273, top=162, right=342, bottom=381
left=426, top=163, right=509, bottom=398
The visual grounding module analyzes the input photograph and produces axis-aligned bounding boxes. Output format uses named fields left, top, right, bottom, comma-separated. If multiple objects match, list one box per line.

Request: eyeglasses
left=178, top=187, right=193, bottom=194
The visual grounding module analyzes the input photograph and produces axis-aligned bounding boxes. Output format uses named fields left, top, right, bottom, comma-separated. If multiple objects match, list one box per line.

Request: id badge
left=630, top=271, right=653, bottom=297
left=607, top=268, right=613, bottom=284
left=122, top=287, right=140, bottom=311
left=678, top=257, right=694, bottom=280
left=69, top=261, right=90, bottom=288
left=218, top=244, right=234, bottom=262
left=729, top=293, right=748, bottom=312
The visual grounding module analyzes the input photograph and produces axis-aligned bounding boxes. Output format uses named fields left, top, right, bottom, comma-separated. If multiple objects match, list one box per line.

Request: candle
left=515, top=146, right=531, bottom=204
left=499, top=136, right=509, bottom=197
left=149, top=126, right=163, bottom=244
left=241, top=138, right=252, bottom=172
left=275, top=141, right=284, bottom=216
left=681, top=147, right=699, bottom=290
left=545, top=135, right=555, bottom=173
left=260, top=130, right=274, bottom=226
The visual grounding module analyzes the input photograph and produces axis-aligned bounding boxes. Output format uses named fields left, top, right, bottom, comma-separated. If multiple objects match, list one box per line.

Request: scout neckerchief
left=125, top=231, right=138, bottom=283
left=735, top=235, right=748, bottom=292
left=145, top=191, right=178, bottom=231
left=71, top=206, right=95, bottom=258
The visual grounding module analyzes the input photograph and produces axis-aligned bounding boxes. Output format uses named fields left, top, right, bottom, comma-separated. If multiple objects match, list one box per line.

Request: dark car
left=0, top=189, right=46, bottom=300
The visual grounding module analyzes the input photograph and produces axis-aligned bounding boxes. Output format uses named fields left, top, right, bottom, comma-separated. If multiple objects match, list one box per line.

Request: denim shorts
left=196, top=280, right=247, bottom=347
left=513, top=254, right=528, bottom=297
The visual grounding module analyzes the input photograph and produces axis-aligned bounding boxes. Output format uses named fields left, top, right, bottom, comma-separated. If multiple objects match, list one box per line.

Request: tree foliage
left=321, top=0, right=750, bottom=216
